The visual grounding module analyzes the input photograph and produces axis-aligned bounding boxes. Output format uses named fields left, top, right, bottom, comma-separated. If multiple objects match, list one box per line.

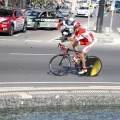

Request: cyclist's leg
left=78, top=39, right=86, bottom=67
left=82, top=41, right=94, bottom=66
left=78, top=39, right=93, bottom=74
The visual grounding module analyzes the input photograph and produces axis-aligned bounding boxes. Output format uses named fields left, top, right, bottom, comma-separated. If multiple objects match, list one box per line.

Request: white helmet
left=68, top=17, right=75, bottom=22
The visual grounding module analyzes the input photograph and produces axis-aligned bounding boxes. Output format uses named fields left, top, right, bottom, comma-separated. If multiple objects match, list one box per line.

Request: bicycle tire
left=86, top=56, right=102, bottom=76
left=49, top=54, right=71, bottom=76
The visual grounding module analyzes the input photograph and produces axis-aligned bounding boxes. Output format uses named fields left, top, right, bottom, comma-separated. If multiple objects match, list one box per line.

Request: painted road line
left=0, top=82, right=120, bottom=85
left=117, top=28, right=120, bottom=33
left=105, top=27, right=113, bottom=33
left=13, top=33, right=20, bottom=36
left=10, top=53, right=55, bottom=56
left=0, top=39, right=16, bottom=41
left=47, top=36, right=61, bottom=42
left=25, top=40, right=42, bottom=42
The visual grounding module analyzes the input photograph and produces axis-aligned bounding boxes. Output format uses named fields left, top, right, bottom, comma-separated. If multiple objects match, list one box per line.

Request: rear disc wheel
left=86, top=56, right=102, bottom=76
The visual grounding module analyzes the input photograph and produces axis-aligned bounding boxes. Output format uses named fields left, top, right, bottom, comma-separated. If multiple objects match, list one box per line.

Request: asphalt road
left=0, top=41, right=120, bottom=88
left=0, top=12, right=120, bottom=88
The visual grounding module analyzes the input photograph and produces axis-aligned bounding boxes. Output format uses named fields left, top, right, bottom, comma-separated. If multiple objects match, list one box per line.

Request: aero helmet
left=73, top=22, right=81, bottom=28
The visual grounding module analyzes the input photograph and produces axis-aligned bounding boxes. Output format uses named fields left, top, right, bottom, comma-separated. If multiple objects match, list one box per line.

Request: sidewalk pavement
left=92, top=31, right=120, bottom=44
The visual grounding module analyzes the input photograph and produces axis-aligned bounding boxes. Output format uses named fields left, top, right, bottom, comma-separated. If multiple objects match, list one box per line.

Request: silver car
left=59, top=5, right=72, bottom=16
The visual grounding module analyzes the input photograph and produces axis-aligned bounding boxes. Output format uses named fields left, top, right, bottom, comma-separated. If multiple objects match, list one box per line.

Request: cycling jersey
left=74, top=27, right=95, bottom=53
left=75, top=27, right=94, bottom=44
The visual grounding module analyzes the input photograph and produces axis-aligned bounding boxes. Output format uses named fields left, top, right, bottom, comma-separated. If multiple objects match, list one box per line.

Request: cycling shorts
left=78, top=38, right=95, bottom=53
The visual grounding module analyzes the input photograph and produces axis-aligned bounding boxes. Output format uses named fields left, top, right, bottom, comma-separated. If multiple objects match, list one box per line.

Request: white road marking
left=0, top=82, right=120, bottom=85
left=105, top=27, right=113, bottom=33
left=25, top=40, right=42, bottom=42
left=47, top=36, right=61, bottom=42
left=0, top=39, right=16, bottom=41
left=13, top=34, right=20, bottom=36
left=117, top=28, right=120, bottom=33
left=10, top=53, right=55, bottom=56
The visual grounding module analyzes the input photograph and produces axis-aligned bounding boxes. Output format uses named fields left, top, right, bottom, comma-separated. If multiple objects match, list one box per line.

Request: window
left=25, top=10, right=39, bottom=16
left=47, top=11, right=55, bottom=18
left=0, top=9, right=12, bottom=17
left=41, top=12, right=47, bottom=17
left=18, top=10, right=23, bottom=16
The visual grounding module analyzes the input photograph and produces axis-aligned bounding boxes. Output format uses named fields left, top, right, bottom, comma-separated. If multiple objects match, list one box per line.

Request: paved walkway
left=93, top=31, right=120, bottom=44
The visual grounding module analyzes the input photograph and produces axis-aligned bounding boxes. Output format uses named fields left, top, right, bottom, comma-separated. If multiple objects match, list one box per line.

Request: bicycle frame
left=58, top=43, right=93, bottom=72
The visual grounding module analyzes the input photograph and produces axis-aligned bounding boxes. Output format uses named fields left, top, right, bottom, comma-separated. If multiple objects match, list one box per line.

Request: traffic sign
left=89, top=4, right=92, bottom=9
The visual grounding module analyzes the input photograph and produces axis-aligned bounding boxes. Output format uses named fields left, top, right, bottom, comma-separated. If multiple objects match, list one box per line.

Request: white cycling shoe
left=78, top=69, right=87, bottom=74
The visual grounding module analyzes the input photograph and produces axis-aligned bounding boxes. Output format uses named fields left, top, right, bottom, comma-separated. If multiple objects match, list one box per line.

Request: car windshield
left=60, top=6, right=69, bottom=9
left=25, top=10, right=39, bottom=16
left=79, top=7, right=88, bottom=10
left=0, top=9, right=12, bottom=17
left=54, top=11, right=63, bottom=17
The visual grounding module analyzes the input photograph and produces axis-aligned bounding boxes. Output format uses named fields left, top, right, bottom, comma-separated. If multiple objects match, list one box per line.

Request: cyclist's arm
left=67, top=34, right=75, bottom=41
left=66, top=37, right=76, bottom=49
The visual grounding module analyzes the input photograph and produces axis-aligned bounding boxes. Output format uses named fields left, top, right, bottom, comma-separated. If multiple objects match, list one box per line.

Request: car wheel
left=33, top=22, right=38, bottom=30
left=90, top=13, right=93, bottom=17
left=22, top=22, right=27, bottom=33
left=8, top=25, right=14, bottom=36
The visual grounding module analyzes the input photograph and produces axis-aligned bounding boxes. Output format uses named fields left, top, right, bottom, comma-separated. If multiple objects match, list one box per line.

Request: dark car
left=25, top=9, right=64, bottom=30
left=115, top=6, right=120, bottom=13
left=58, top=5, right=72, bottom=16
left=0, top=8, right=27, bottom=36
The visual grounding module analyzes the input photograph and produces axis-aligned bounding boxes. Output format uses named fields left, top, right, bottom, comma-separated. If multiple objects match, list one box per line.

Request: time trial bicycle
left=49, top=43, right=102, bottom=76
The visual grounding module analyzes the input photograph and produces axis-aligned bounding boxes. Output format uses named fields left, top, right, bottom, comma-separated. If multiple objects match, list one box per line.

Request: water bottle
left=76, top=55, right=81, bottom=66
left=76, top=55, right=81, bottom=61
left=72, top=56, right=77, bottom=63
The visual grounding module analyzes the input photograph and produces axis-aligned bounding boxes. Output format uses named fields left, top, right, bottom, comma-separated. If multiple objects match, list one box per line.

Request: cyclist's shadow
left=47, top=66, right=83, bottom=77
left=67, top=67, right=86, bottom=77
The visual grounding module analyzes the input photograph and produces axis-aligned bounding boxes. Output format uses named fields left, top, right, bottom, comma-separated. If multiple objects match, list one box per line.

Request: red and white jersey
left=75, top=27, right=94, bottom=42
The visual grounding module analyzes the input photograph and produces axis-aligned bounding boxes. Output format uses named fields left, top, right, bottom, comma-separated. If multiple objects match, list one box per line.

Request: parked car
left=0, top=8, right=27, bottom=36
left=75, top=6, right=94, bottom=17
left=115, top=6, right=120, bottom=13
left=58, top=5, right=72, bottom=17
left=92, top=2, right=99, bottom=8
left=25, top=9, right=64, bottom=30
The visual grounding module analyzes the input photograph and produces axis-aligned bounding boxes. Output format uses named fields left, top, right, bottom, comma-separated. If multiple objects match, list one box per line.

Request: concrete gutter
left=1, top=86, right=120, bottom=92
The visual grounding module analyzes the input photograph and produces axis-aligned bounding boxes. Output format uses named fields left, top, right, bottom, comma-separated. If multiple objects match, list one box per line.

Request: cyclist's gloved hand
left=67, top=37, right=71, bottom=41
left=60, top=44, right=65, bottom=49
left=65, top=47, right=69, bottom=53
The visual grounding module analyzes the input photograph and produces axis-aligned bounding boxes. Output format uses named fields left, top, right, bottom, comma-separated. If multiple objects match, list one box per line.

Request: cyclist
left=66, top=21, right=97, bottom=74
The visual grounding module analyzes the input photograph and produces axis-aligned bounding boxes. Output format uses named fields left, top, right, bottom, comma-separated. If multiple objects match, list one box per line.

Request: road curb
left=1, top=86, right=120, bottom=92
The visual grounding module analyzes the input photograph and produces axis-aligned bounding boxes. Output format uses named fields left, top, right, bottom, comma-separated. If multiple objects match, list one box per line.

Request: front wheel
left=22, top=22, right=27, bottom=32
left=61, top=35, right=66, bottom=42
left=8, top=25, right=14, bottom=36
left=49, top=54, right=71, bottom=76
left=33, top=22, right=38, bottom=30
left=86, top=56, right=102, bottom=76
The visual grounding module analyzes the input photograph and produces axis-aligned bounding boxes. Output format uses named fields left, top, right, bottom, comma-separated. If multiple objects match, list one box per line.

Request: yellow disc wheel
left=86, top=56, right=102, bottom=77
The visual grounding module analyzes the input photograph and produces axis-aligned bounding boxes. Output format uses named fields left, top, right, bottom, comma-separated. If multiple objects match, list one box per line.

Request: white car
left=75, top=6, right=94, bottom=17
left=92, top=2, right=99, bottom=8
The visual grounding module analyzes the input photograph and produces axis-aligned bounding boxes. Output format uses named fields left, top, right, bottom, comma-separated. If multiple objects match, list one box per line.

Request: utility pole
left=109, top=0, right=115, bottom=36
left=96, top=0, right=105, bottom=33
